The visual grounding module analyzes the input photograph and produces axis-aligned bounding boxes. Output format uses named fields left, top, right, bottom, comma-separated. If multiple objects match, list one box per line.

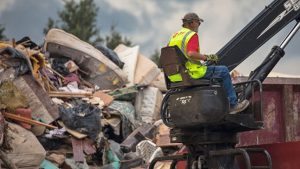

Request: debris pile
left=0, top=29, right=180, bottom=169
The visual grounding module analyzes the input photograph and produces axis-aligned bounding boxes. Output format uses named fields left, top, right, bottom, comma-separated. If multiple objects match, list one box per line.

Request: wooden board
left=58, top=121, right=87, bottom=139
left=93, top=91, right=114, bottom=106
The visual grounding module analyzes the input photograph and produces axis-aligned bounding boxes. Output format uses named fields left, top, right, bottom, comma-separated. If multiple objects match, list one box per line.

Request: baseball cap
left=182, top=12, right=204, bottom=23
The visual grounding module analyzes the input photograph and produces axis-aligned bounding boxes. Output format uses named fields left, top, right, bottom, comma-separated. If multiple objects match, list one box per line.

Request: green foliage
left=43, top=18, right=57, bottom=35
left=106, top=25, right=132, bottom=49
left=44, top=0, right=103, bottom=45
left=150, top=49, right=160, bottom=65
left=0, top=24, right=7, bottom=40
left=43, top=0, right=133, bottom=48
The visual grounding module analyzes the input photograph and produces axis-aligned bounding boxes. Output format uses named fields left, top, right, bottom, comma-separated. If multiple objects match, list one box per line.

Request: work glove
left=206, top=54, right=219, bottom=63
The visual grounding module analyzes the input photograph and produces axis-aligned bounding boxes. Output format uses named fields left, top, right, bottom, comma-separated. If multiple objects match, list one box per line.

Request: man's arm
left=187, top=51, right=207, bottom=61
left=186, top=34, right=208, bottom=61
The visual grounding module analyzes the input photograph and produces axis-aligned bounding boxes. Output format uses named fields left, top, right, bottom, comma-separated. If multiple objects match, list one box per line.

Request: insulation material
left=14, top=74, right=59, bottom=124
left=3, top=122, right=46, bottom=168
left=135, top=87, right=163, bottom=123
left=134, top=53, right=160, bottom=86
left=114, top=44, right=139, bottom=87
left=0, top=80, right=28, bottom=111
left=44, top=29, right=128, bottom=90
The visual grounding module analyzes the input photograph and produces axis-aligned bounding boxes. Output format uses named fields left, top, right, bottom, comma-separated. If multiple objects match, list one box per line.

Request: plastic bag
left=59, top=99, right=101, bottom=140
left=95, top=45, right=124, bottom=69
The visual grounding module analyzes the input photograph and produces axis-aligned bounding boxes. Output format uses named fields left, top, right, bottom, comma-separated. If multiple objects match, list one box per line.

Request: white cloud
left=103, top=0, right=158, bottom=22
left=193, top=0, right=271, bottom=53
left=0, top=0, right=16, bottom=16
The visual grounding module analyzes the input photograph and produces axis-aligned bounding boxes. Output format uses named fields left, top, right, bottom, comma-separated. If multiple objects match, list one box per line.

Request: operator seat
left=159, top=46, right=229, bottom=128
left=159, top=46, right=211, bottom=89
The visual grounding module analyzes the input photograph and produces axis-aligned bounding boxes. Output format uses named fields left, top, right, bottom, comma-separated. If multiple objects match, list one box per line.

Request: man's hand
left=206, top=54, right=219, bottom=63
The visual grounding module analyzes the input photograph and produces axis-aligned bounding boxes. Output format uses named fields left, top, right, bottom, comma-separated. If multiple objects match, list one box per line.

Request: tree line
left=0, top=0, right=160, bottom=64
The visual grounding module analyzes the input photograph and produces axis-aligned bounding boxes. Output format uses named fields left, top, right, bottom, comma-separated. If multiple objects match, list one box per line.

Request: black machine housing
left=165, top=86, right=229, bottom=128
left=159, top=46, right=263, bottom=138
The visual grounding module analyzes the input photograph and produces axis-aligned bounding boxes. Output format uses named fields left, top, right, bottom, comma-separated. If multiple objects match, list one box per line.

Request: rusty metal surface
left=283, top=85, right=300, bottom=142
left=238, top=77, right=300, bottom=146
left=238, top=85, right=285, bottom=146
left=246, top=141, right=300, bottom=169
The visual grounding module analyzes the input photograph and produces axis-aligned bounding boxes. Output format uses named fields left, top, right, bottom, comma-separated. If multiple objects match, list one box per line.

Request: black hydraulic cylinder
left=244, top=46, right=284, bottom=100
left=244, top=20, right=300, bottom=100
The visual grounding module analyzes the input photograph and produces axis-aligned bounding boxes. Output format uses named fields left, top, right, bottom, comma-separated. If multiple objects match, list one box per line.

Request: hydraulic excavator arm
left=217, top=0, right=300, bottom=71
left=218, top=0, right=300, bottom=99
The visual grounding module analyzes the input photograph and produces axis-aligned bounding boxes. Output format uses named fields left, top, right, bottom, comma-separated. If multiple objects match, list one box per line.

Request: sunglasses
left=194, top=20, right=201, bottom=25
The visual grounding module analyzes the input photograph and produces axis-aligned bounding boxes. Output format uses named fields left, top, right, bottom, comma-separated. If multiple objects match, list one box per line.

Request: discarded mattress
left=114, top=44, right=139, bottom=87
left=44, top=29, right=128, bottom=90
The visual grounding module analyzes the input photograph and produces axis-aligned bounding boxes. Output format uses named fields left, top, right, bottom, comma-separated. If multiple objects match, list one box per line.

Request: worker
left=167, top=12, right=249, bottom=114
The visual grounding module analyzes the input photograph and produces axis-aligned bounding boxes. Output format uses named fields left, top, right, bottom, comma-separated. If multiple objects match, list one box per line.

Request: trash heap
left=0, top=29, right=181, bottom=169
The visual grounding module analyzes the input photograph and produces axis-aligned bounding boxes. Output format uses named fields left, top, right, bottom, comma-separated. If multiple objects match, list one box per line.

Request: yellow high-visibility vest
left=168, top=27, right=207, bottom=82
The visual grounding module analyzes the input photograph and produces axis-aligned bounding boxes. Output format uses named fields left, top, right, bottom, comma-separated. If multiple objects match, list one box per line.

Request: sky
left=0, top=0, right=299, bottom=76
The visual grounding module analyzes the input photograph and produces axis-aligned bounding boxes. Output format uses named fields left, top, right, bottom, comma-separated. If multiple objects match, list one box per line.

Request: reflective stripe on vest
left=168, top=28, right=207, bottom=82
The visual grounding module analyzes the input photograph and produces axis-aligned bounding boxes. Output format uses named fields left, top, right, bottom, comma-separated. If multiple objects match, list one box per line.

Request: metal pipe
left=280, top=21, right=300, bottom=49
left=244, top=148, right=272, bottom=169
left=209, top=148, right=252, bottom=169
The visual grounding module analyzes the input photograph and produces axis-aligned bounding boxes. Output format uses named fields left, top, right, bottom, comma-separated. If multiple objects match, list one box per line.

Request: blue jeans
left=203, top=65, right=237, bottom=107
